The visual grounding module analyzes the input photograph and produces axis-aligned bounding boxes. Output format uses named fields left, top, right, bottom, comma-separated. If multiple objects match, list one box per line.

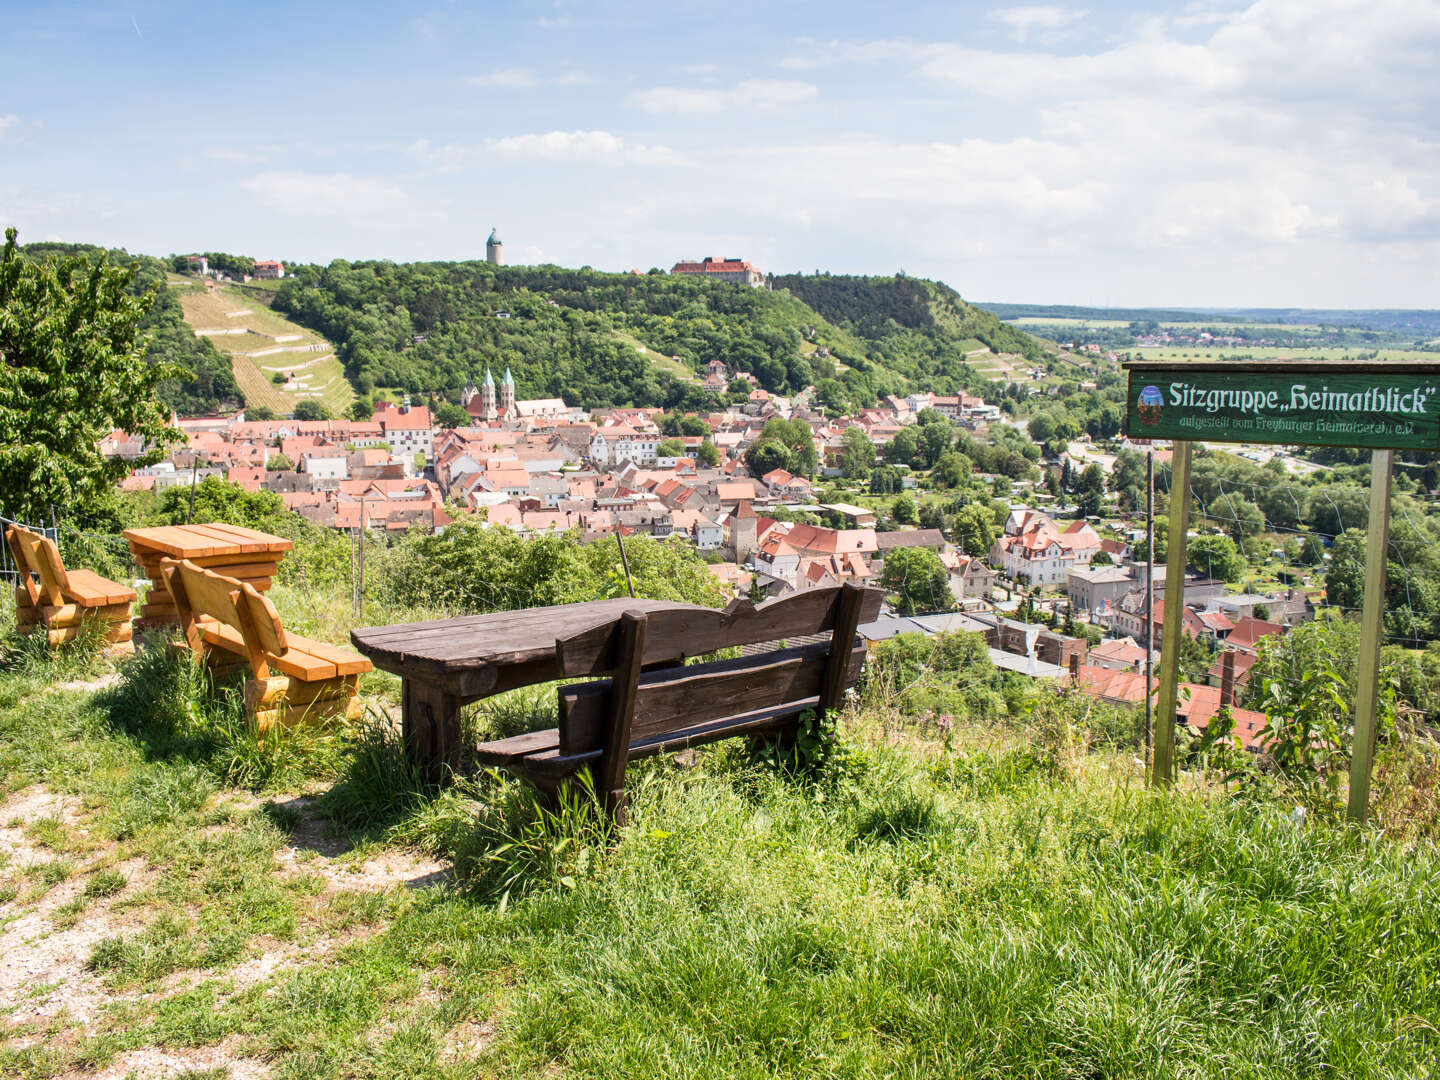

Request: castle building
left=486, top=228, right=503, bottom=267
left=670, top=256, right=764, bottom=286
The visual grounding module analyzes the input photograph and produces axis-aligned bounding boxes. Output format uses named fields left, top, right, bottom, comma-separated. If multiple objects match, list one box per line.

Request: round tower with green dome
left=486, top=228, right=503, bottom=267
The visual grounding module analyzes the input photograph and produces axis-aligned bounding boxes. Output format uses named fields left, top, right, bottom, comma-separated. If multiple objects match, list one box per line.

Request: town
left=102, top=280, right=1317, bottom=751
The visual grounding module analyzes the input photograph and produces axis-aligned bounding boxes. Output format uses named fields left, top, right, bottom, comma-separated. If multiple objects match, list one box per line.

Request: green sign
left=1124, top=368, right=1440, bottom=450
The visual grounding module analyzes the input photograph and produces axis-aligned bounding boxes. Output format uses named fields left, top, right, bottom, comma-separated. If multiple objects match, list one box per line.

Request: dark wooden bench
left=473, top=582, right=882, bottom=819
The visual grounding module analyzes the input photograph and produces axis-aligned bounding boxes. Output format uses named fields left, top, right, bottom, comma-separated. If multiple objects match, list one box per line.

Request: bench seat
left=162, top=558, right=370, bottom=731
left=6, top=525, right=135, bottom=656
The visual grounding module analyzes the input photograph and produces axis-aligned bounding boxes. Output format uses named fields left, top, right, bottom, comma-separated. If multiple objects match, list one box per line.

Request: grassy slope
left=1, top=620, right=1438, bottom=1077
left=175, top=283, right=354, bottom=417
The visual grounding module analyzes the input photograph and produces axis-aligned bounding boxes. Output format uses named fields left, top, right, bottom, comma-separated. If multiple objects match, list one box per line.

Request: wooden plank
left=350, top=598, right=677, bottom=649
left=1347, top=449, right=1393, bottom=824
left=475, top=727, right=563, bottom=765
left=136, top=551, right=283, bottom=572
left=818, top=582, right=868, bottom=716
left=15, top=531, right=66, bottom=605
left=63, top=569, right=136, bottom=607
left=283, top=634, right=371, bottom=677
left=491, top=699, right=817, bottom=782
left=403, top=678, right=461, bottom=783
left=184, top=523, right=278, bottom=554
left=124, top=526, right=226, bottom=559
left=193, top=522, right=292, bottom=552
left=1152, top=439, right=1193, bottom=786
left=41, top=601, right=132, bottom=625
left=558, top=641, right=866, bottom=757
left=6, top=530, right=40, bottom=609
left=238, top=586, right=288, bottom=656
left=245, top=674, right=358, bottom=711
left=254, top=693, right=360, bottom=733
left=47, top=623, right=132, bottom=646
left=598, top=612, right=646, bottom=822
left=554, top=586, right=884, bottom=675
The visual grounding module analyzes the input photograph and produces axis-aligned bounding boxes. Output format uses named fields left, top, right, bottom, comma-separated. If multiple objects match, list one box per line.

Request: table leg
left=402, top=678, right=462, bottom=783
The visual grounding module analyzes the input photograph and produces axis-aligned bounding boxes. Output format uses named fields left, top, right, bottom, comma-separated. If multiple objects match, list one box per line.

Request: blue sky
left=2, top=0, right=1437, bottom=308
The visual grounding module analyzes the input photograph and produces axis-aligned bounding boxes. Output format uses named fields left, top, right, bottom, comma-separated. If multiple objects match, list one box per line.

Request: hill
left=172, top=280, right=353, bottom=418
left=269, top=262, right=1054, bottom=414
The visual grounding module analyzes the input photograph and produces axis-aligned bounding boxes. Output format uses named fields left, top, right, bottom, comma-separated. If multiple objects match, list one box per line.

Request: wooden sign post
left=1123, top=360, right=1440, bottom=818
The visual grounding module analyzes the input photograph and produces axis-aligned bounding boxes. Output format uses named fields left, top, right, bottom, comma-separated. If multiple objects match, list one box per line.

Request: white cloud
left=240, top=171, right=413, bottom=215
left=483, top=129, right=683, bottom=165
left=989, top=5, right=1089, bottom=41
left=631, top=79, right=818, bottom=113
left=465, top=67, right=539, bottom=88
left=203, top=146, right=279, bottom=165
left=538, top=14, right=571, bottom=29
left=0, top=115, right=18, bottom=139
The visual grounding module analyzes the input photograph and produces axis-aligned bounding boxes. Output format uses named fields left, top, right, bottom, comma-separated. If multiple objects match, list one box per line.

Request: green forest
left=268, top=262, right=1047, bottom=414
left=17, top=242, right=243, bottom=416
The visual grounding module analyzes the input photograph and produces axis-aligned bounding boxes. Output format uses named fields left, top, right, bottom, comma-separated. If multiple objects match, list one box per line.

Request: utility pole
left=1144, top=447, right=1154, bottom=771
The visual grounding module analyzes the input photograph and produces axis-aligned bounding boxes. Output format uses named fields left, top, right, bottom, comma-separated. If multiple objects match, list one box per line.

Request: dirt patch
left=266, top=795, right=450, bottom=890
left=57, top=673, right=122, bottom=694
left=57, top=1036, right=271, bottom=1080
left=0, top=786, right=157, bottom=1024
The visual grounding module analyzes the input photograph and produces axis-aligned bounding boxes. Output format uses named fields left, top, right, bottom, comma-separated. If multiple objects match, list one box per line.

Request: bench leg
left=402, top=678, right=462, bottom=784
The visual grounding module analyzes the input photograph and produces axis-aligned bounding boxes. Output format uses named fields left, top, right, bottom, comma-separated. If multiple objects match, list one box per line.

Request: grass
left=175, top=284, right=354, bottom=417
left=0, top=620, right=1439, bottom=1076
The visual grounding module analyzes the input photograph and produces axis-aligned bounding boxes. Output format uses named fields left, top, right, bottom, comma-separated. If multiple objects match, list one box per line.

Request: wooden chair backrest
left=555, top=582, right=882, bottom=818
left=160, top=558, right=288, bottom=675
left=6, top=525, right=70, bottom=606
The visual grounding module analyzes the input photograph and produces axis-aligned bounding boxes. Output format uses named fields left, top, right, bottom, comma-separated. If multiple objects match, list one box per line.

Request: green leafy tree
left=293, top=400, right=331, bottom=421
left=1187, top=533, right=1245, bottom=582
left=435, top=402, right=470, bottom=428
left=952, top=503, right=997, bottom=557
left=0, top=228, right=184, bottom=521
left=891, top=493, right=918, bottom=525
left=1208, top=493, right=1265, bottom=543
left=931, top=450, right=970, bottom=489
left=266, top=453, right=293, bottom=471
left=656, top=438, right=685, bottom=458
left=1074, top=464, right=1106, bottom=518
left=247, top=404, right=277, bottom=421
left=885, top=426, right=919, bottom=466
left=838, top=426, right=876, bottom=479
left=881, top=546, right=951, bottom=615
left=696, top=439, right=720, bottom=467
left=870, top=465, right=903, bottom=494
left=744, top=439, right=793, bottom=476
left=157, top=477, right=286, bottom=531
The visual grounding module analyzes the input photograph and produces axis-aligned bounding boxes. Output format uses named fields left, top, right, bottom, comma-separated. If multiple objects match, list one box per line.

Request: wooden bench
left=159, top=558, right=371, bottom=730
left=473, top=582, right=883, bottom=820
left=6, top=525, right=136, bottom=654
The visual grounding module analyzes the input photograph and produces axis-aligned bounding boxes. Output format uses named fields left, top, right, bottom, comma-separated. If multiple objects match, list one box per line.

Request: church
left=462, top=367, right=570, bottom=424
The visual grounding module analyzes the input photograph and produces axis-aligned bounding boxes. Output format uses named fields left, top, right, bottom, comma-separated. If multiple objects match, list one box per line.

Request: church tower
left=480, top=367, right=497, bottom=421
left=486, top=228, right=503, bottom=267
left=501, top=366, right=516, bottom=417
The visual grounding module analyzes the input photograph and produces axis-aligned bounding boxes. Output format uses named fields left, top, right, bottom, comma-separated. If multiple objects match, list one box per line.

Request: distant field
left=1007, top=316, right=1332, bottom=333
left=612, top=332, right=698, bottom=383
left=1010, top=317, right=1132, bottom=329
left=176, top=284, right=354, bottom=417
left=1128, top=345, right=1440, bottom=362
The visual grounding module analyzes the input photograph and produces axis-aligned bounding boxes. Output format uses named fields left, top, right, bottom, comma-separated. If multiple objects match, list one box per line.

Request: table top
left=122, top=523, right=294, bottom=559
left=352, top=598, right=695, bottom=676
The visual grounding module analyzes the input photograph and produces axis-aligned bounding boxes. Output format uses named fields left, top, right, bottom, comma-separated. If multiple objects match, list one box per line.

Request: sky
left=2, top=0, right=1438, bottom=309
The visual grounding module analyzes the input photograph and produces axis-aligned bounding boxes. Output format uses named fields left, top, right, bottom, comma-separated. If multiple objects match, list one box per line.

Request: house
left=991, top=520, right=1102, bottom=587
left=875, top=529, right=947, bottom=559
left=373, top=403, right=434, bottom=465
left=252, top=260, right=284, bottom=280
left=752, top=532, right=801, bottom=586
left=1224, top=615, right=1286, bottom=656
left=967, top=612, right=1088, bottom=669
left=1088, top=636, right=1149, bottom=673
left=1066, top=565, right=1140, bottom=615
left=940, top=552, right=997, bottom=600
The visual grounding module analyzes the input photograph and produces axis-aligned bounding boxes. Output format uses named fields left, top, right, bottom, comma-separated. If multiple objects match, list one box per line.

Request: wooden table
left=352, top=598, right=699, bottom=780
left=123, top=523, right=293, bottom=626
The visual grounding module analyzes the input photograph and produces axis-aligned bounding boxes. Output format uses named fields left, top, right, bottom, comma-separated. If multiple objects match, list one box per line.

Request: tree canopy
left=0, top=228, right=184, bottom=521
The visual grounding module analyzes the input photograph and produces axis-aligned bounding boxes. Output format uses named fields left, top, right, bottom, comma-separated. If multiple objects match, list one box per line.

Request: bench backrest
left=6, top=525, right=69, bottom=606
left=160, top=558, right=288, bottom=676
left=554, top=582, right=883, bottom=818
